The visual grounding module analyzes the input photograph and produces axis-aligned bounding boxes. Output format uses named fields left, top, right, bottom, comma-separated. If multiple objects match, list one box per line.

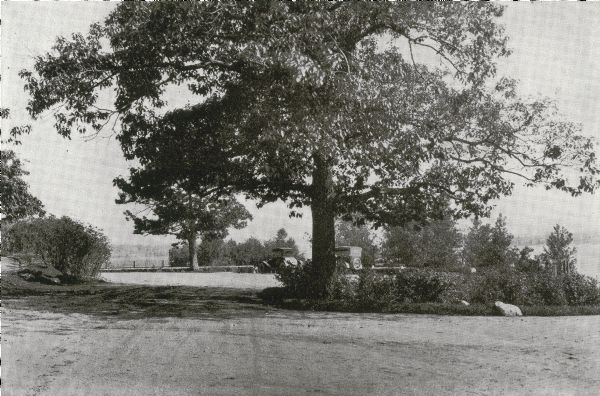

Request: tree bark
left=310, top=155, right=337, bottom=298
left=188, top=235, right=199, bottom=271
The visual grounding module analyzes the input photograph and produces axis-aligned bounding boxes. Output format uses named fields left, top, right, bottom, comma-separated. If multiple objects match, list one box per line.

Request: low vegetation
left=2, top=216, right=111, bottom=281
left=169, top=228, right=300, bottom=267
left=265, top=259, right=600, bottom=316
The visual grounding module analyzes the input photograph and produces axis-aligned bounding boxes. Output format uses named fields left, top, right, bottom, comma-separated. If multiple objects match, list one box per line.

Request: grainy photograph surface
left=1, top=2, right=600, bottom=395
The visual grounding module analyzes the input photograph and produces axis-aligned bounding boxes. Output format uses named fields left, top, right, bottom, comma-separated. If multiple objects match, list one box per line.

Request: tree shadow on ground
left=2, top=273, right=277, bottom=320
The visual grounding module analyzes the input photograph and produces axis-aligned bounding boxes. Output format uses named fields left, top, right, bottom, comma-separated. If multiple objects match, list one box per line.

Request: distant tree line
left=169, top=228, right=300, bottom=267
left=327, top=215, right=579, bottom=277
left=169, top=214, right=577, bottom=278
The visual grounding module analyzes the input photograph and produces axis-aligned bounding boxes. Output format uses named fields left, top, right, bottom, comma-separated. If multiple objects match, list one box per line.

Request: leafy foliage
left=470, top=269, right=600, bottom=306
left=382, top=218, right=462, bottom=268
left=112, top=104, right=253, bottom=269
left=2, top=216, right=111, bottom=280
left=561, top=273, right=600, bottom=305
left=0, top=150, right=45, bottom=222
left=0, top=75, right=32, bottom=145
left=462, top=215, right=517, bottom=268
left=395, top=270, right=453, bottom=303
left=539, top=224, right=577, bottom=275
left=275, top=260, right=317, bottom=299
left=1, top=94, right=44, bottom=222
left=169, top=228, right=301, bottom=267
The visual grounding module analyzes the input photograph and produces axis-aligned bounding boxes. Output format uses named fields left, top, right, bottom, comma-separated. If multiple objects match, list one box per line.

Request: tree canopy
left=462, top=215, right=516, bottom=268
left=20, top=2, right=600, bottom=295
left=0, top=150, right=46, bottom=222
left=113, top=104, right=252, bottom=270
left=383, top=218, right=462, bottom=269
left=541, top=224, right=577, bottom=275
left=1, top=87, right=45, bottom=222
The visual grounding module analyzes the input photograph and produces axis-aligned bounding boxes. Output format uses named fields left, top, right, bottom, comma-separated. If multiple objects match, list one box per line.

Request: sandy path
left=3, top=304, right=600, bottom=396
left=100, top=271, right=282, bottom=289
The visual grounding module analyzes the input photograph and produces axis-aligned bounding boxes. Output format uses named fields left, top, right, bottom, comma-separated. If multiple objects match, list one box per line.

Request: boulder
left=494, top=301, right=522, bottom=317
left=17, top=268, right=63, bottom=285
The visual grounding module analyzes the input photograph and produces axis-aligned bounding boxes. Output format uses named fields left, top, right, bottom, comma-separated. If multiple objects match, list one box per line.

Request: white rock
left=470, top=267, right=477, bottom=273
left=494, top=301, right=523, bottom=317
left=460, top=300, right=470, bottom=306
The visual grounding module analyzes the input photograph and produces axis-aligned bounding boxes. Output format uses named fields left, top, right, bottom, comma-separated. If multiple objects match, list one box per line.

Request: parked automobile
left=335, top=246, right=363, bottom=271
left=256, top=247, right=303, bottom=273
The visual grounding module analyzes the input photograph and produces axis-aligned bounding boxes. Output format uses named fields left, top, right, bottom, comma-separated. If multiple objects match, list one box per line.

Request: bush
left=526, top=271, right=567, bottom=306
left=561, top=273, right=600, bottom=305
left=271, top=256, right=600, bottom=311
left=275, top=260, right=315, bottom=298
left=469, top=269, right=529, bottom=305
left=355, top=270, right=395, bottom=309
left=469, top=269, right=600, bottom=306
left=3, top=216, right=111, bottom=280
left=395, top=270, right=453, bottom=303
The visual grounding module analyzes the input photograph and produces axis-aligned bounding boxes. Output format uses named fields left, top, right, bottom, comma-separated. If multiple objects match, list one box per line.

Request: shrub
left=327, top=268, right=357, bottom=301
left=395, top=270, right=453, bottom=303
left=470, top=269, right=529, bottom=305
left=275, top=260, right=315, bottom=298
left=469, top=269, right=600, bottom=306
left=355, top=269, right=395, bottom=309
left=526, top=271, right=567, bottom=306
left=561, top=273, right=600, bottom=305
left=2, top=216, right=111, bottom=280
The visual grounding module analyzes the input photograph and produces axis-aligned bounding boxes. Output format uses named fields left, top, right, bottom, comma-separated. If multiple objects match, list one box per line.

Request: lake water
left=575, top=243, right=600, bottom=280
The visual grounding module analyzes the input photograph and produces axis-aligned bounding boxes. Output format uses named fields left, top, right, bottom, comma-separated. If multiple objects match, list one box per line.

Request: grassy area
left=259, top=287, right=600, bottom=316
left=2, top=271, right=272, bottom=320
left=5, top=256, right=600, bottom=317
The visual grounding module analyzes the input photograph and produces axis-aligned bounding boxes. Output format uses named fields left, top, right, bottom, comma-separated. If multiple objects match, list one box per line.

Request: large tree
left=21, top=3, right=600, bottom=296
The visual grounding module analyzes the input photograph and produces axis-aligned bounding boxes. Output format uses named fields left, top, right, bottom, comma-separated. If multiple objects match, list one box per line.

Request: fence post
left=133, top=260, right=135, bottom=269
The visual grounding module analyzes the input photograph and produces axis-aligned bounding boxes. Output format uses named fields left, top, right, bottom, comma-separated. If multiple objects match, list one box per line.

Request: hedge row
left=275, top=263, right=600, bottom=310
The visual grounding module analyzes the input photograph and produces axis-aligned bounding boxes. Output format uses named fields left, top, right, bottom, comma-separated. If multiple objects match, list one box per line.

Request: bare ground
left=2, top=259, right=600, bottom=395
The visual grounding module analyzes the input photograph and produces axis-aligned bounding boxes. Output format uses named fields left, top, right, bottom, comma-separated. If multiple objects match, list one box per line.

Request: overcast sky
left=2, top=2, right=600, bottom=255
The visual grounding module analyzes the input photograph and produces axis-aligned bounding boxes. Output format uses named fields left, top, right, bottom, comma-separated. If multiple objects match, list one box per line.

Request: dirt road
left=3, top=303, right=600, bottom=395
left=100, top=271, right=281, bottom=289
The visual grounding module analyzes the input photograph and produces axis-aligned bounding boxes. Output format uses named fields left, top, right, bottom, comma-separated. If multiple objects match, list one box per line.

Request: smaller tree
left=228, top=237, right=269, bottom=267
left=541, top=224, right=577, bottom=275
left=383, top=219, right=462, bottom=269
left=462, top=215, right=517, bottom=268
left=197, top=237, right=227, bottom=266
left=514, top=246, right=543, bottom=273
left=120, top=193, right=252, bottom=270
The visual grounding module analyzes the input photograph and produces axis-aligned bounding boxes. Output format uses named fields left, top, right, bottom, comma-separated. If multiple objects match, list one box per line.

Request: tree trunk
left=188, top=235, right=199, bottom=271
left=310, top=155, right=337, bottom=298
